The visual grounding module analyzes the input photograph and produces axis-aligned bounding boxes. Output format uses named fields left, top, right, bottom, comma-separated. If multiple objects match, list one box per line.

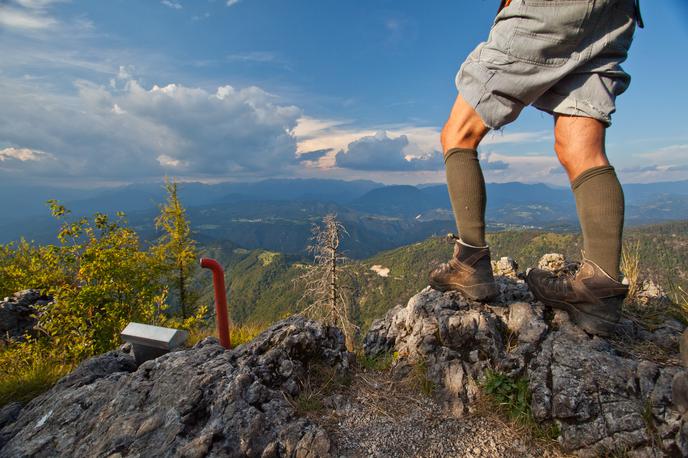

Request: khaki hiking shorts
left=456, top=0, right=638, bottom=128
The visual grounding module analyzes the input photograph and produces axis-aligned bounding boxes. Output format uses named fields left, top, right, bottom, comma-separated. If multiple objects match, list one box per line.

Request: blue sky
left=0, top=0, right=687, bottom=187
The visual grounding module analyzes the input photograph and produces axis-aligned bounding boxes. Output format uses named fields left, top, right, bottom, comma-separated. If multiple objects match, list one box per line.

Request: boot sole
left=429, top=280, right=499, bottom=302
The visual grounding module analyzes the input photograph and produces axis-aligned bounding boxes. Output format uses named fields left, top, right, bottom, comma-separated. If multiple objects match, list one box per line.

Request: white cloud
left=0, top=4, right=57, bottom=30
left=226, top=0, right=240, bottom=6
left=0, top=73, right=302, bottom=180
left=334, top=131, right=442, bottom=171
left=157, top=154, right=187, bottom=168
left=613, top=144, right=688, bottom=183
left=294, top=115, right=551, bottom=175
left=161, top=0, right=182, bottom=9
left=638, top=143, right=688, bottom=162
left=0, top=147, right=53, bottom=162
left=225, top=51, right=279, bottom=64
left=0, top=146, right=65, bottom=175
left=14, top=0, right=64, bottom=9
left=117, top=65, right=134, bottom=80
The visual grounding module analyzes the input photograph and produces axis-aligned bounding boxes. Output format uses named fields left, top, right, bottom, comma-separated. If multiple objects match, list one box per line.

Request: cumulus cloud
left=0, top=73, right=301, bottom=180
left=334, top=131, right=442, bottom=171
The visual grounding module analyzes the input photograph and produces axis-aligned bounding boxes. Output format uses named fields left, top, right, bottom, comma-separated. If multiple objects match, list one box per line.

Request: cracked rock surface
left=0, top=289, right=51, bottom=344
left=0, top=317, right=351, bottom=458
left=364, top=275, right=687, bottom=456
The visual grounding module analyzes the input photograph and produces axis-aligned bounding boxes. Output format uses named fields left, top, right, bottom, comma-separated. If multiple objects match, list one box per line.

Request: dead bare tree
left=297, top=214, right=357, bottom=350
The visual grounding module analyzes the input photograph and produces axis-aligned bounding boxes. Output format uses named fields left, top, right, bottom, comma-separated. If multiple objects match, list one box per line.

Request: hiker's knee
left=554, top=115, right=608, bottom=180
left=441, top=95, right=489, bottom=155
left=441, top=122, right=485, bottom=152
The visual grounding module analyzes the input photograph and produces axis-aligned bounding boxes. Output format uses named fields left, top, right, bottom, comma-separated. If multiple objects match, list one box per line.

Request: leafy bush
left=0, top=185, right=214, bottom=407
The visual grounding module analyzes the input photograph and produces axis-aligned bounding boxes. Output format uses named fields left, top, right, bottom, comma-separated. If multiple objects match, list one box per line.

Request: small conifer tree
left=298, top=214, right=357, bottom=349
left=153, top=178, right=199, bottom=318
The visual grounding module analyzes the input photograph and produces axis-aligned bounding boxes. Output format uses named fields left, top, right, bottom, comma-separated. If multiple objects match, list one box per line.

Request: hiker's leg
left=554, top=115, right=609, bottom=182
left=441, top=94, right=490, bottom=152
left=554, top=114, right=624, bottom=279
left=441, top=95, right=490, bottom=247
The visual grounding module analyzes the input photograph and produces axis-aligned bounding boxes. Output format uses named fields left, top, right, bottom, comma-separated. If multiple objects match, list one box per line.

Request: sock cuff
left=458, top=238, right=488, bottom=249
left=571, top=165, right=616, bottom=191
left=444, top=147, right=477, bottom=164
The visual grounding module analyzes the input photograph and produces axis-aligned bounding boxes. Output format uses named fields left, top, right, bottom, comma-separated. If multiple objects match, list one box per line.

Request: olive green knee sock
left=572, top=165, right=625, bottom=279
left=444, top=148, right=487, bottom=247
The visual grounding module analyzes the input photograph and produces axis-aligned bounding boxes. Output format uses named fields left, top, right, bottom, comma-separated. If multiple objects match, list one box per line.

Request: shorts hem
left=533, top=97, right=612, bottom=127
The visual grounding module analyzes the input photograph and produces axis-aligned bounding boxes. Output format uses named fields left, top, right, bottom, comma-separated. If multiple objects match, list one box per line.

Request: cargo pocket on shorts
left=606, top=0, right=636, bottom=53
left=507, top=0, right=593, bottom=66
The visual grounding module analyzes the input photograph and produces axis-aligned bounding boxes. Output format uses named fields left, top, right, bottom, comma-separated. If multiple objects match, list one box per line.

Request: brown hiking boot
left=428, top=234, right=498, bottom=301
left=526, top=259, right=628, bottom=336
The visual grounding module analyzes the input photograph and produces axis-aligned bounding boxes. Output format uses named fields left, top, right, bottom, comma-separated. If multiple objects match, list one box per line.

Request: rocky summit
left=364, top=264, right=688, bottom=456
left=0, top=317, right=352, bottom=457
left=1, top=254, right=687, bottom=457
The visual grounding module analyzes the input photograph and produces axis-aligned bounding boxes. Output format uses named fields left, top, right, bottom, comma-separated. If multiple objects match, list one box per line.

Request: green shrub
left=0, top=185, right=212, bottom=407
left=483, top=369, right=531, bottom=422
left=481, top=370, right=559, bottom=441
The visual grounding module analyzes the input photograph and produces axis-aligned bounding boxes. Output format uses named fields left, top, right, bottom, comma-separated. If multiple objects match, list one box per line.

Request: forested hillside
left=198, top=221, right=688, bottom=332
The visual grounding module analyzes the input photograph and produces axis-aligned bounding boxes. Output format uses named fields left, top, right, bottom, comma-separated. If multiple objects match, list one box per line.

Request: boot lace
left=543, top=265, right=578, bottom=295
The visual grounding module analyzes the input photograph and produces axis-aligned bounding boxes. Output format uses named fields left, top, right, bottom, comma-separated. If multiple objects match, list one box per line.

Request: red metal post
left=200, top=258, right=231, bottom=349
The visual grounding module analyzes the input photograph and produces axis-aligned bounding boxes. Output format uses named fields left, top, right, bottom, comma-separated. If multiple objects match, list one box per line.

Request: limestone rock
left=636, top=279, right=671, bottom=305
left=491, top=257, right=518, bottom=278
left=536, top=253, right=578, bottom=275
left=365, top=277, right=687, bottom=456
left=0, top=316, right=350, bottom=457
left=537, top=253, right=567, bottom=272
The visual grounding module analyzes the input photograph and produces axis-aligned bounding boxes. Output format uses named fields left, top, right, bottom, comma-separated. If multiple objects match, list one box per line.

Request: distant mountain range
left=1, top=178, right=687, bottom=258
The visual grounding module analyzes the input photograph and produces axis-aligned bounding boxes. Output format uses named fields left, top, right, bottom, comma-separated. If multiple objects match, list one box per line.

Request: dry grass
left=621, top=241, right=641, bottom=301
left=671, top=286, right=688, bottom=324
left=0, top=344, right=74, bottom=407
left=287, top=362, right=352, bottom=416
left=185, top=322, right=267, bottom=348
left=620, top=239, right=688, bottom=329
